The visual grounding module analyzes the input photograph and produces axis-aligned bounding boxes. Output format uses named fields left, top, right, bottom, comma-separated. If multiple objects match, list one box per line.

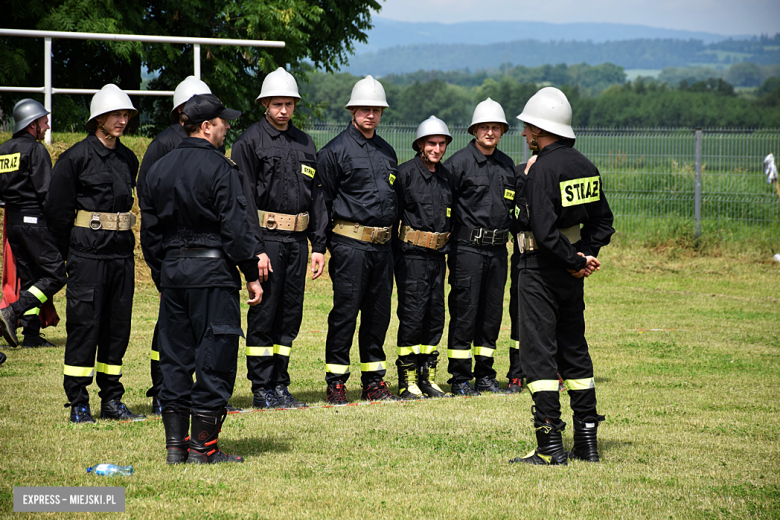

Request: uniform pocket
left=66, top=285, right=96, bottom=327
left=207, top=324, right=243, bottom=372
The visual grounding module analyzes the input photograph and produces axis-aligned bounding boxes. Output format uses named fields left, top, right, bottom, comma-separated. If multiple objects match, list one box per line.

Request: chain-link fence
left=311, top=123, right=780, bottom=238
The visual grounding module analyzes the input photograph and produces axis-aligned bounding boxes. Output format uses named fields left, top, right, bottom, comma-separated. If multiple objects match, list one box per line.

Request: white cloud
left=377, top=0, right=780, bottom=36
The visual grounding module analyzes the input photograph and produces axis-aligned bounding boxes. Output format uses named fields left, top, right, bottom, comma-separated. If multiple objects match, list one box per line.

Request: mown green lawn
left=0, top=245, right=778, bottom=519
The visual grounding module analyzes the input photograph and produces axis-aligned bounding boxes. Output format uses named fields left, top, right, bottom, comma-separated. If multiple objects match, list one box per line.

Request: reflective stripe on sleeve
left=510, top=340, right=519, bottom=350
left=326, top=364, right=350, bottom=375
left=28, top=285, right=48, bottom=304
left=63, top=365, right=95, bottom=378
left=96, top=362, right=122, bottom=375
left=473, top=346, right=495, bottom=358
left=274, top=344, right=291, bottom=357
left=448, top=349, right=472, bottom=359
left=564, top=377, right=595, bottom=391
left=150, top=349, right=160, bottom=361
left=360, top=361, right=386, bottom=372
left=246, top=346, right=274, bottom=357
left=23, top=307, right=40, bottom=316
left=397, top=345, right=421, bottom=356
left=527, top=379, right=561, bottom=393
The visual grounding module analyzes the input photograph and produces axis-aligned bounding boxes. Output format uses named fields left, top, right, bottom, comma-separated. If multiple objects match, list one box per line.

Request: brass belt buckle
left=89, top=213, right=102, bottom=230
left=519, top=232, right=526, bottom=253
left=266, top=214, right=277, bottom=230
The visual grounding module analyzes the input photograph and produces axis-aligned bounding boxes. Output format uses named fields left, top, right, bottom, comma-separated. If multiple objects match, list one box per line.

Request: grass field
left=0, top=245, right=778, bottom=518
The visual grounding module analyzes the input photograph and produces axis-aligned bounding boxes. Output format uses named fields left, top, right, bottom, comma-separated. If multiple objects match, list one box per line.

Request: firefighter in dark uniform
left=392, top=116, right=452, bottom=399
left=315, top=75, right=400, bottom=404
left=232, top=68, right=326, bottom=410
left=140, top=93, right=263, bottom=464
left=506, top=160, right=529, bottom=394
left=137, top=76, right=212, bottom=415
left=510, top=87, right=614, bottom=466
left=0, top=99, right=66, bottom=348
left=46, top=84, right=145, bottom=423
left=444, top=98, right=516, bottom=396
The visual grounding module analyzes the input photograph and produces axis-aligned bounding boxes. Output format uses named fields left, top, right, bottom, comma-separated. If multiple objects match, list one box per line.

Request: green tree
left=1, top=0, right=381, bottom=136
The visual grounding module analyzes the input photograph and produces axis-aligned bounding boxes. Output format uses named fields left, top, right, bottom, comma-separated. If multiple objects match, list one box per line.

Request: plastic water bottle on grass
left=87, top=464, right=134, bottom=476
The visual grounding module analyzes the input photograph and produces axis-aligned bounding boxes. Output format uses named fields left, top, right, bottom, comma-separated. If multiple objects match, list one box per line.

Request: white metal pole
left=194, top=44, right=201, bottom=79
left=44, top=38, right=52, bottom=145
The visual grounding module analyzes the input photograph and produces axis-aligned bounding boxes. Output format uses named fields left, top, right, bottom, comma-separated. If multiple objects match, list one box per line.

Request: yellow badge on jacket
left=446, top=207, right=451, bottom=217
left=0, top=153, right=20, bottom=174
left=504, top=189, right=515, bottom=200
left=301, top=165, right=316, bottom=178
left=389, top=173, right=396, bottom=185
left=560, top=176, right=601, bottom=207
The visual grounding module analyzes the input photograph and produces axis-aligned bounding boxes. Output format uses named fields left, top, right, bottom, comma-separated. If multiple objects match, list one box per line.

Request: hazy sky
left=377, top=0, right=780, bottom=36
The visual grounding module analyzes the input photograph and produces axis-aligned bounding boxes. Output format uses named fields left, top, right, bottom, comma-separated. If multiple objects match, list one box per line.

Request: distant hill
left=344, top=35, right=780, bottom=76
left=354, top=18, right=748, bottom=54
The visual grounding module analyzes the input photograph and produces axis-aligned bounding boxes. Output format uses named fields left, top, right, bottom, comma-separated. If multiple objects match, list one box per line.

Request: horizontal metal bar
left=0, top=28, right=285, bottom=48
left=0, top=86, right=174, bottom=96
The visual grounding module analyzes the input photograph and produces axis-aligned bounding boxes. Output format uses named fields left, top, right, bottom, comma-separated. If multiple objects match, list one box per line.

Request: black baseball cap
left=182, top=94, right=241, bottom=124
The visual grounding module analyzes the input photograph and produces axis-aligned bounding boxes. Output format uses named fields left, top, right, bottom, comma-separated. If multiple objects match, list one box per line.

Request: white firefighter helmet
left=171, top=76, right=212, bottom=121
left=413, top=115, right=453, bottom=152
left=345, top=75, right=389, bottom=109
left=12, top=98, right=49, bottom=132
left=468, top=98, right=509, bottom=135
left=257, top=67, right=301, bottom=102
left=86, top=84, right=137, bottom=131
left=517, top=87, right=575, bottom=139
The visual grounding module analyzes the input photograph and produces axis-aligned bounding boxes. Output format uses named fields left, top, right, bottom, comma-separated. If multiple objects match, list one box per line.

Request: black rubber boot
left=275, top=385, right=308, bottom=408
left=188, top=409, right=244, bottom=464
left=418, top=354, right=446, bottom=398
left=511, top=420, right=568, bottom=466
left=162, top=409, right=190, bottom=464
left=475, top=376, right=509, bottom=394
left=450, top=381, right=481, bottom=397
left=567, top=415, right=604, bottom=463
left=0, top=307, right=19, bottom=347
left=252, top=387, right=281, bottom=409
left=22, top=334, right=55, bottom=348
left=396, top=360, right=424, bottom=399
left=69, top=403, right=96, bottom=424
left=101, top=399, right=147, bottom=420
left=151, top=396, right=162, bottom=415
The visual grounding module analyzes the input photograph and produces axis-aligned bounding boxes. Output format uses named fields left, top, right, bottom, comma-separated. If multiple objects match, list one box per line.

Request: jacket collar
left=180, top=136, right=218, bottom=150
left=87, top=132, right=121, bottom=157
left=538, top=139, right=574, bottom=158
left=347, top=122, right=374, bottom=147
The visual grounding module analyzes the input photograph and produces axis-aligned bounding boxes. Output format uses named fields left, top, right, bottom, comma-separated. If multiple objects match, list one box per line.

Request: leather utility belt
left=332, top=220, right=391, bottom=244
left=165, top=248, right=225, bottom=259
left=74, top=210, right=136, bottom=231
left=460, top=227, right=510, bottom=246
left=258, top=210, right=309, bottom=232
left=517, top=225, right=582, bottom=254
left=399, top=225, right=450, bottom=250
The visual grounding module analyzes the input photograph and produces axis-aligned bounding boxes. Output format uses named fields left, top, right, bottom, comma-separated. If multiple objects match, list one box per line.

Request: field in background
left=0, top=247, right=778, bottom=518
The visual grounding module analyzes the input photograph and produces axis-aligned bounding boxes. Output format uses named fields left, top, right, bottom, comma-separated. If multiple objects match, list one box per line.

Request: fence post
left=44, top=38, right=52, bottom=145
left=194, top=44, right=201, bottom=79
left=522, top=137, right=529, bottom=164
left=694, top=127, right=702, bottom=238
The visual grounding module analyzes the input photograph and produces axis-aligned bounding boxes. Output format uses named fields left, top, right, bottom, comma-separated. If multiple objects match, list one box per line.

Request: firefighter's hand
left=257, top=253, right=272, bottom=282
left=247, top=280, right=263, bottom=306
left=311, top=252, right=325, bottom=280
left=524, top=155, right=538, bottom=175
left=568, top=253, right=601, bottom=278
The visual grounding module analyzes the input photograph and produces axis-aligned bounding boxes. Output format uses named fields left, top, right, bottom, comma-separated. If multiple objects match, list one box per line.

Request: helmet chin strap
left=528, top=128, right=551, bottom=152
left=420, top=149, right=434, bottom=165
left=98, top=124, right=115, bottom=140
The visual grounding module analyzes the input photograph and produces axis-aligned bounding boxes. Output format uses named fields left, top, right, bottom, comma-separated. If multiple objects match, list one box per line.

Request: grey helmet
left=413, top=116, right=452, bottom=152
left=13, top=99, right=49, bottom=133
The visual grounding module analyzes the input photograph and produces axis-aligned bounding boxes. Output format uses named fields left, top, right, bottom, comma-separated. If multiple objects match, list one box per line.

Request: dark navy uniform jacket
left=46, top=133, right=138, bottom=259
left=315, top=123, right=399, bottom=251
left=517, top=139, right=615, bottom=270
left=137, top=123, right=187, bottom=200
left=231, top=117, right=327, bottom=254
left=444, top=140, right=516, bottom=246
left=0, top=132, right=52, bottom=214
left=139, top=137, right=260, bottom=291
left=392, top=155, right=452, bottom=257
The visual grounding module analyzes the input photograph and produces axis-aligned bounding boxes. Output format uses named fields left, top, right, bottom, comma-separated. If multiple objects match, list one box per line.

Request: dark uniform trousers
left=395, top=253, right=446, bottom=364
left=447, top=243, right=507, bottom=383
left=4, top=212, right=66, bottom=334
left=518, top=263, right=597, bottom=426
left=63, top=253, right=134, bottom=405
left=325, top=240, right=393, bottom=386
left=246, top=239, right=308, bottom=391
left=507, top=250, right=525, bottom=381
left=158, top=287, right=242, bottom=410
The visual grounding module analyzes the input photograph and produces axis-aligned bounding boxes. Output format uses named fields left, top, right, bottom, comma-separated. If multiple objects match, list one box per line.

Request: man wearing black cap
left=140, top=93, right=263, bottom=465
